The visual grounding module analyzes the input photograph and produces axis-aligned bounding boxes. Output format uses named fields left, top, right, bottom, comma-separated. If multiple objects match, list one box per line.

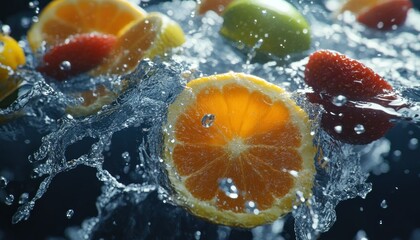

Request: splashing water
left=1, top=0, right=420, bottom=239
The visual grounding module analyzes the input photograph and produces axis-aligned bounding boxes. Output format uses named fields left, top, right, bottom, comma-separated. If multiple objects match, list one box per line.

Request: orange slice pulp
left=163, top=72, right=316, bottom=228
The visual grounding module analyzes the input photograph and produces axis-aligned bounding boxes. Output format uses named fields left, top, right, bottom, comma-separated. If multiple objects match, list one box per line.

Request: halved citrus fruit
left=1, top=34, right=25, bottom=108
left=163, top=72, right=315, bottom=228
left=27, top=0, right=147, bottom=51
left=0, top=34, right=25, bottom=82
left=91, top=12, right=186, bottom=75
left=65, top=84, right=121, bottom=117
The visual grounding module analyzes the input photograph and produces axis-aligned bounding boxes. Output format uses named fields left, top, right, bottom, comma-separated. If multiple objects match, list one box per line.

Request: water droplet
left=334, top=125, right=343, bottom=134
left=354, top=124, right=365, bottom=134
left=288, top=170, right=299, bottom=177
left=194, top=231, right=201, bottom=240
left=66, top=209, right=74, bottom=219
left=32, top=16, right=39, bottom=23
left=377, top=22, right=384, bottom=29
left=218, top=178, right=238, bottom=199
left=5, top=194, right=14, bottom=205
left=60, top=61, right=72, bottom=71
left=379, top=219, right=383, bottom=225
left=1, top=25, right=11, bottom=35
left=296, top=191, right=305, bottom=203
left=392, top=150, right=402, bottom=161
left=355, top=229, right=368, bottom=240
left=245, top=201, right=260, bottom=215
left=332, top=95, right=347, bottom=106
left=201, top=114, right=215, bottom=128
left=121, top=152, right=131, bottom=162
left=0, top=176, right=8, bottom=188
left=28, top=1, right=39, bottom=8
left=408, top=138, right=418, bottom=150
left=18, top=193, right=29, bottom=205
left=380, top=199, right=388, bottom=209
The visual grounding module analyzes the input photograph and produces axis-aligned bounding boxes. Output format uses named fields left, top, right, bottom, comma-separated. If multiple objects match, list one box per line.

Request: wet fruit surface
left=38, top=33, right=117, bottom=80
left=220, top=0, right=311, bottom=57
left=340, top=0, right=413, bottom=30
left=305, top=50, right=399, bottom=144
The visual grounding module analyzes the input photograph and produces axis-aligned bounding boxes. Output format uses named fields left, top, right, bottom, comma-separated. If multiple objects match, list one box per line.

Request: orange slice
left=0, top=34, right=25, bottom=107
left=92, top=12, right=185, bottom=75
left=27, top=0, right=147, bottom=51
left=0, top=34, right=25, bottom=82
left=163, top=73, right=316, bottom=228
left=65, top=84, right=120, bottom=117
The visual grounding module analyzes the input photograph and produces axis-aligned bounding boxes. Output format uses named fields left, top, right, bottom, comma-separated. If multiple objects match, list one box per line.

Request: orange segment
left=27, top=0, right=147, bottom=51
left=65, top=83, right=124, bottom=117
left=92, top=12, right=185, bottom=75
left=163, top=72, right=316, bottom=228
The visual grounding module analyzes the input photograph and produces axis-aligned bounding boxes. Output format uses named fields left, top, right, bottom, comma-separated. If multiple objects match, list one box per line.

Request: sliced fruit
left=66, top=84, right=119, bottom=117
left=92, top=12, right=185, bottom=75
left=305, top=50, right=395, bottom=102
left=197, top=0, right=234, bottom=15
left=0, top=34, right=25, bottom=82
left=220, top=0, right=311, bottom=57
left=163, top=72, right=315, bottom=228
left=340, top=0, right=412, bottom=30
left=38, top=33, right=117, bottom=80
left=305, top=50, right=399, bottom=144
left=0, top=34, right=25, bottom=108
left=27, top=0, right=147, bottom=51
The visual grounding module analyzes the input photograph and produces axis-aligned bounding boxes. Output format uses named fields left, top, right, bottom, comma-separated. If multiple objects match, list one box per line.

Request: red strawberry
left=38, top=33, right=117, bottom=81
left=357, top=0, right=413, bottom=31
left=305, top=50, right=401, bottom=144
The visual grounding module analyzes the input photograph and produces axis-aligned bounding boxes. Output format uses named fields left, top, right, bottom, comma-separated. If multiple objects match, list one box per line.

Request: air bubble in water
left=5, top=194, right=14, bottom=205
left=296, top=191, right=305, bottom=203
left=332, top=95, right=347, bottom=106
left=194, top=231, right=201, bottom=240
left=380, top=199, right=388, bottom=209
left=245, top=201, right=260, bottom=215
left=121, top=152, right=131, bottom=162
left=355, top=229, right=369, bottom=240
left=218, top=178, right=238, bottom=199
left=334, top=125, right=343, bottom=134
left=19, top=193, right=29, bottom=205
left=0, top=176, right=8, bottom=188
left=66, top=209, right=74, bottom=219
left=60, top=61, right=72, bottom=71
left=201, top=114, right=215, bottom=128
left=28, top=1, right=39, bottom=8
left=408, top=138, right=419, bottom=150
left=354, top=124, right=365, bottom=134
left=1, top=25, right=11, bottom=35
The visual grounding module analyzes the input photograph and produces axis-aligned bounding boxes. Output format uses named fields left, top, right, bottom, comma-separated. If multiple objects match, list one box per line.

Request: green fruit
left=220, top=0, right=311, bottom=57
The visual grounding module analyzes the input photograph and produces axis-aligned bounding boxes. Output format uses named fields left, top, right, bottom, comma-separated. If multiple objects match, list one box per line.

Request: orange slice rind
left=91, top=12, right=186, bottom=75
left=27, top=0, right=147, bottom=52
left=163, top=72, right=316, bottom=228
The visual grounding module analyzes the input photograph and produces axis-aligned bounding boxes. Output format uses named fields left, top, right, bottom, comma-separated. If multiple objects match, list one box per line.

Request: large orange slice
left=27, top=0, right=147, bottom=51
left=163, top=73, right=316, bottom=228
left=91, top=12, right=185, bottom=75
